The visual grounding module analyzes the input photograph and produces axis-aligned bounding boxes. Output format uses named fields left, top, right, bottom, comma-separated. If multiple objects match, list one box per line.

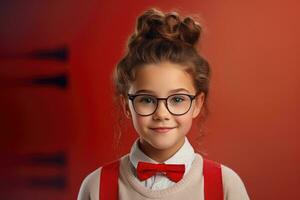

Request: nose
left=152, top=100, right=170, bottom=120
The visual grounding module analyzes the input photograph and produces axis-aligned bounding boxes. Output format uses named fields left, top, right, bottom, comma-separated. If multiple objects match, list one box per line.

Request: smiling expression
left=121, top=61, right=204, bottom=160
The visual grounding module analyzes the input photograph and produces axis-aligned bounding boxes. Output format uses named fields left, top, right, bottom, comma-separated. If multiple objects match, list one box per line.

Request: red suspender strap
left=99, top=158, right=223, bottom=200
left=203, top=159, right=224, bottom=200
left=99, top=159, right=120, bottom=200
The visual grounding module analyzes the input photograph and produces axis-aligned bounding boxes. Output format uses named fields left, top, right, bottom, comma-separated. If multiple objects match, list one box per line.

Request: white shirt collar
left=129, top=137, right=195, bottom=174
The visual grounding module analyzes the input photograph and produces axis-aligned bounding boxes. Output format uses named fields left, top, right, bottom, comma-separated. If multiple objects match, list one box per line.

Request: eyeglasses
left=127, top=93, right=198, bottom=116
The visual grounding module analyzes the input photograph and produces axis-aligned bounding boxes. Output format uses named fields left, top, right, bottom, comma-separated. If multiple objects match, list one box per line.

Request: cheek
left=176, top=114, right=193, bottom=132
left=131, top=115, right=150, bottom=132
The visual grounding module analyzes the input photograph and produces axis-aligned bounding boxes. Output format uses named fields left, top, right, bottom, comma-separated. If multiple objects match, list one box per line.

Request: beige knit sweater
left=77, top=154, right=249, bottom=200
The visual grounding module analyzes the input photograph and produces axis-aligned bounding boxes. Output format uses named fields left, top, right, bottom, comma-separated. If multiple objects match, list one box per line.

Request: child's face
left=122, top=61, right=204, bottom=155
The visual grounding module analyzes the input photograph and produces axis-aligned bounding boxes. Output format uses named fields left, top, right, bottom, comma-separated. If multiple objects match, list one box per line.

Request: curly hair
left=112, top=8, right=211, bottom=151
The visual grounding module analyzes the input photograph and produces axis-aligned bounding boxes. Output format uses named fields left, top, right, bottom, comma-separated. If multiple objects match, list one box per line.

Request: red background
left=0, top=0, right=299, bottom=199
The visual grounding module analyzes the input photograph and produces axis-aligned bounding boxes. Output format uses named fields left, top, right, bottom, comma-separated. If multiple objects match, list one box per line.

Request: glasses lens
left=167, top=94, right=191, bottom=115
left=133, top=95, right=157, bottom=115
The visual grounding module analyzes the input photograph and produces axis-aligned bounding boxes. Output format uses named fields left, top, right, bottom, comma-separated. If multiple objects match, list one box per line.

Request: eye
left=138, top=96, right=156, bottom=104
left=169, top=95, right=186, bottom=104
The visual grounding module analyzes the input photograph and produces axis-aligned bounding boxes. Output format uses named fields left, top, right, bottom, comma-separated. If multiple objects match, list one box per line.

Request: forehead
left=129, top=62, right=196, bottom=95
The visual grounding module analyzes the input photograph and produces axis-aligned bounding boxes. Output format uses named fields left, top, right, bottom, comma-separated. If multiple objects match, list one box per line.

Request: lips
left=150, top=127, right=175, bottom=133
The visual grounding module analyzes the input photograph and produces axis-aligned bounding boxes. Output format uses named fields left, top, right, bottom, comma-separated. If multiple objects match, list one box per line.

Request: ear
left=192, top=92, right=205, bottom=118
left=120, top=94, right=132, bottom=119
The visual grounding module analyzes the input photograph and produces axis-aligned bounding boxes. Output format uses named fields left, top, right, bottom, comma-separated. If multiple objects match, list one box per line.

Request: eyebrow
left=135, top=88, right=191, bottom=94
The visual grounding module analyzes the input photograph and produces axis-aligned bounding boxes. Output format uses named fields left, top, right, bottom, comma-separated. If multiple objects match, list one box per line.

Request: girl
left=78, top=8, right=249, bottom=200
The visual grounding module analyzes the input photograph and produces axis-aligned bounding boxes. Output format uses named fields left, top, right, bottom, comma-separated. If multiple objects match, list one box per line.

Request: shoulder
left=77, top=167, right=102, bottom=200
left=77, top=156, right=129, bottom=200
left=220, top=164, right=250, bottom=200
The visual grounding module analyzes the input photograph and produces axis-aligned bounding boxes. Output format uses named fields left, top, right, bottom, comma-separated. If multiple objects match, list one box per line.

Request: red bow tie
left=136, top=162, right=185, bottom=183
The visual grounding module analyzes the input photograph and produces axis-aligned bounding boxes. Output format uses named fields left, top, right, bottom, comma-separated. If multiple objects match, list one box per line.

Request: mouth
left=149, top=127, right=176, bottom=133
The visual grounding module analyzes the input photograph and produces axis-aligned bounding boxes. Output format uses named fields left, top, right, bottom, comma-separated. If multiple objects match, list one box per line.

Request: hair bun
left=136, top=9, right=165, bottom=39
left=130, top=8, right=202, bottom=48
left=178, top=17, right=202, bottom=45
left=165, top=13, right=181, bottom=33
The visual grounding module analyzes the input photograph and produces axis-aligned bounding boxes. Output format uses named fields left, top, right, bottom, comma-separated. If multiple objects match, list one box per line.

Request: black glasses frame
left=127, top=93, right=198, bottom=116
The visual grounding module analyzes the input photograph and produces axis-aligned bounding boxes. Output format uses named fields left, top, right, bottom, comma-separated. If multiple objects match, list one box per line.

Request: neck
left=138, top=138, right=185, bottom=163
